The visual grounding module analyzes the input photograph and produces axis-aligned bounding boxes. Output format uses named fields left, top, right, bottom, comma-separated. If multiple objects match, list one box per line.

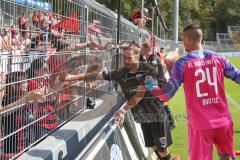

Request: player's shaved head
left=183, top=24, right=203, bottom=43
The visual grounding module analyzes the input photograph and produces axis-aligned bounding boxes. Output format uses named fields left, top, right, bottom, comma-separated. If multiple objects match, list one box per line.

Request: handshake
left=49, top=73, right=74, bottom=90
left=144, top=75, right=159, bottom=91
left=58, top=73, right=74, bottom=82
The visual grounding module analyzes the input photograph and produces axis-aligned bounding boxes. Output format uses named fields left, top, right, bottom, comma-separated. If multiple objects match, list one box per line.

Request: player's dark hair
left=183, top=24, right=203, bottom=43
left=183, top=24, right=202, bottom=32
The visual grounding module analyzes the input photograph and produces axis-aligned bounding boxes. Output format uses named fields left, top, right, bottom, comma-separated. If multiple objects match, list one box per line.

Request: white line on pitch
left=226, top=94, right=240, bottom=110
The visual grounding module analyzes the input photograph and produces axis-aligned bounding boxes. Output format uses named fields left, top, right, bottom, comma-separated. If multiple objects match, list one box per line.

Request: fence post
left=116, top=0, right=121, bottom=70
left=151, top=7, right=154, bottom=40
left=140, top=0, right=144, bottom=43
left=0, top=3, right=3, bottom=30
left=173, top=0, right=179, bottom=49
left=84, top=4, right=89, bottom=106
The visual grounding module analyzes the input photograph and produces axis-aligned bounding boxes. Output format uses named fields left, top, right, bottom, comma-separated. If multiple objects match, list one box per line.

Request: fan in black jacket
left=140, top=43, right=176, bottom=130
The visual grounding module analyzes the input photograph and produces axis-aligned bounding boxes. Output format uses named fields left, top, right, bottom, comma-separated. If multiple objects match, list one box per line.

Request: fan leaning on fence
left=0, top=71, right=45, bottom=159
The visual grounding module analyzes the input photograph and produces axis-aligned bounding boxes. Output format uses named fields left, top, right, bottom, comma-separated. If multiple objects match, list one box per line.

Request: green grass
left=169, top=57, right=240, bottom=159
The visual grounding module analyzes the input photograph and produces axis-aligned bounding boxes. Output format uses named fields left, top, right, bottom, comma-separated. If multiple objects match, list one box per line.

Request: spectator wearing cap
left=131, top=8, right=151, bottom=28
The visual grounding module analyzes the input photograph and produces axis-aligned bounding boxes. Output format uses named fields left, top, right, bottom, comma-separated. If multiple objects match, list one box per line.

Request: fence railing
left=215, top=32, right=240, bottom=52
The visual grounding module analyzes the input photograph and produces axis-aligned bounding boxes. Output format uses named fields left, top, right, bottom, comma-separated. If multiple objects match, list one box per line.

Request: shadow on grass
left=234, top=130, right=240, bottom=134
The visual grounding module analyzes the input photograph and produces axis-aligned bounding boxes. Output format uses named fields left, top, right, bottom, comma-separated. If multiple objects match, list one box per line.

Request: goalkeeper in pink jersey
left=145, top=24, right=240, bottom=160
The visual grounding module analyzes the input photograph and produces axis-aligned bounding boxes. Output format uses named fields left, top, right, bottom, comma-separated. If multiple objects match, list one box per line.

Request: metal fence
left=0, top=0, right=174, bottom=159
left=215, top=32, right=240, bottom=52
left=228, top=26, right=240, bottom=45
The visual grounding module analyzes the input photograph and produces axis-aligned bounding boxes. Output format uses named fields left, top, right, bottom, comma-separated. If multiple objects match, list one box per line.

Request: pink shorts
left=188, top=123, right=236, bottom=160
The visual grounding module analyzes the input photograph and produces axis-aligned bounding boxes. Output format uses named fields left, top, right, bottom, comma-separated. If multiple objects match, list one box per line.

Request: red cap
left=131, top=11, right=141, bottom=21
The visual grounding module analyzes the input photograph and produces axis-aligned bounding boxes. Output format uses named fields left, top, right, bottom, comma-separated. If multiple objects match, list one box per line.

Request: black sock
left=154, top=150, right=162, bottom=159
left=160, top=154, right=172, bottom=160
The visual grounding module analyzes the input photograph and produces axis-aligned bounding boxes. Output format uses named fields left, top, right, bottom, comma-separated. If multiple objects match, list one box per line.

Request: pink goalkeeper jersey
left=146, top=50, right=240, bottom=129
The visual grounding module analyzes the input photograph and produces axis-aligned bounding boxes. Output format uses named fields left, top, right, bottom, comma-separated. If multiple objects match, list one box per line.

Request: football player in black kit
left=59, top=42, right=178, bottom=160
left=140, top=43, right=176, bottom=130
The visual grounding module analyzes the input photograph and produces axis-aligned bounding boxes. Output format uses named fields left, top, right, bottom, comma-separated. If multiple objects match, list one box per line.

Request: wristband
left=120, top=106, right=128, bottom=114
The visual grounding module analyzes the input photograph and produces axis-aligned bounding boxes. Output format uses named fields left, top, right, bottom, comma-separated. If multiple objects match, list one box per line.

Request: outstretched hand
left=49, top=74, right=71, bottom=91
left=26, top=90, right=46, bottom=102
left=59, top=73, right=76, bottom=82
left=88, top=41, right=99, bottom=50
left=113, top=111, right=125, bottom=127
left=88, top=64, right=102, bottom=72
left=59, top=73, right=67, bottom=82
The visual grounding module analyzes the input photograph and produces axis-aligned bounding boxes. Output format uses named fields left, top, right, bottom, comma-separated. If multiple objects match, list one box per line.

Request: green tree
left=215, top=0, right=240, bottom=33
left=95, top=0, right=240, bottom=41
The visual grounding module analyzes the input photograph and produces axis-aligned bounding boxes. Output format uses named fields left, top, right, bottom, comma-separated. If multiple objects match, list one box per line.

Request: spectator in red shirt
left=26, top=58, right=59, bottom=139
left=1, top=71, right=45, bottom=159
left=32, top=11, right=39, bottom=29
left=18, top=12, right=28, bottom=37
left=38, top=12, right=45, bottom=30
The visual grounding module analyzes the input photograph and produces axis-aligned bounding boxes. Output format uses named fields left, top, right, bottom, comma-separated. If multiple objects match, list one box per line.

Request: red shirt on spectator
left=28, top=78, right=59, bottom=130
left=32, top=13, right=38, bottom=22
left=38, top=13, right=45, bottom=29
left=18, top=16, right=27, bottom=29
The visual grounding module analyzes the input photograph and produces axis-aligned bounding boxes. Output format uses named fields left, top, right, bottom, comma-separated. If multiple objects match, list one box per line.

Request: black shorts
left=141, top=121, right=172, bottom=152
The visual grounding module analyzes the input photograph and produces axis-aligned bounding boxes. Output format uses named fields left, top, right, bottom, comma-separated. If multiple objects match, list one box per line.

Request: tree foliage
left=96, top=0, right=240, bottom=40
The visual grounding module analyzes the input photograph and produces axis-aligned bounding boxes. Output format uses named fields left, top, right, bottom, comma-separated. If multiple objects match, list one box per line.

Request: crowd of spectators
left=0, top=11, right=104, bottom=53
left=0, top=9, right=108, bottom=159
